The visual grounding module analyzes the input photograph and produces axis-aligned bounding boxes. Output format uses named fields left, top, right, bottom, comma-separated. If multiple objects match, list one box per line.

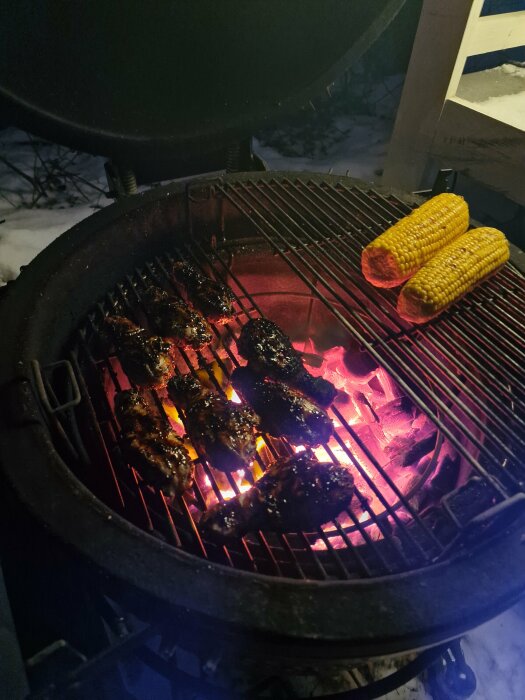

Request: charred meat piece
left=168, top=374, right=260, bottom=472
left=142, top=286, right=212, bottom=350
left=236, top=318, right=337, bottom=407
left=115, top=389, right=194, bottom=495
left=231, top=366, right=332, bottom=446
left=172, top=262, right=235, bottom=324
left=200, top=453, right=354, bottom=540
left=104, top=316, right=173, bottom=388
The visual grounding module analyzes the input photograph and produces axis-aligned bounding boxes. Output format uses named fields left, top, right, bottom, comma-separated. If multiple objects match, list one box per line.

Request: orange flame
left=148, top=342, right=448, bottom=539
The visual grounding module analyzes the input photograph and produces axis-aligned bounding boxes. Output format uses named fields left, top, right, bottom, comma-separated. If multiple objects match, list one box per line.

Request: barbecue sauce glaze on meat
left=171, top=262, right=235, bottom=324
left=168, top=374, right=260, bottom=472
left=200, top=453, right=355, bottom=540
left=115, top=389, right=194, bottom=495
left=236, top=318, right=337, bottom=407
left=104, top=316, right=173, bottom=388
left=142, top=285, right=212, bottom=350
left=231, top=366, right=333, bottom=446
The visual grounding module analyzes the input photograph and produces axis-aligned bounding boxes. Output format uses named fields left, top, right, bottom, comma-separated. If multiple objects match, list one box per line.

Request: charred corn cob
left=362, top=193, right=469, bottom=287
left=397, top=227, right=509, bottom=324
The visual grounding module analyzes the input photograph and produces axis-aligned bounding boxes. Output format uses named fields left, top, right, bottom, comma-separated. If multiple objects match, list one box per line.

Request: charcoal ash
left=375, top=396, right=418, bottom=439
left=386, top=428, right=439, bottom=470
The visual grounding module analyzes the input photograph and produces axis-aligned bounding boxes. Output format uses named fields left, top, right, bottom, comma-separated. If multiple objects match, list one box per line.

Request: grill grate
left=68, top=178, right=525, bottom=582
left=218, top=180, right=525, bottom=494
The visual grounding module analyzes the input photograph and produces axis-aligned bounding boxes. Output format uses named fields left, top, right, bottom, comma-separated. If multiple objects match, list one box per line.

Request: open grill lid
left=0, top=0, right=406, bottom=174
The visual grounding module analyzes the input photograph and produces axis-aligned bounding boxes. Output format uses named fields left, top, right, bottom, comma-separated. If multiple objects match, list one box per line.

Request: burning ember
left=105, top=338, right=454, bottom=549
left=291, top=342, right=445, bottom=548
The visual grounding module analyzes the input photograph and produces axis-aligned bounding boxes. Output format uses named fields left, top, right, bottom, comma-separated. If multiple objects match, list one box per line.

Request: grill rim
left=1, top=172, right=525, bottom=653
left=3, top=418, right=525, bottom=656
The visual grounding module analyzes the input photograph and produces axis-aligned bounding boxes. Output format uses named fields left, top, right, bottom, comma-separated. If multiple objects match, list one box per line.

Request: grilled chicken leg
left=168, top=374, right=260, bottom=472
left=115, top=389, right=194, bottom=495
left=171, top=262, right=235, bottom=324
left=231, top=366, right=333, bottom=446
left=104, top=316, right=173, bottom=388
left=200, top=453, right=354, bottom=540
left=236, top=318, right=337, bottom=407
left=142, top=285, right=212, bottom=350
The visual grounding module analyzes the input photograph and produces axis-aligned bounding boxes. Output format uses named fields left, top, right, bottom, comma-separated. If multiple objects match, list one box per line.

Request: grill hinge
left=438, top=493, right=525, bottom=562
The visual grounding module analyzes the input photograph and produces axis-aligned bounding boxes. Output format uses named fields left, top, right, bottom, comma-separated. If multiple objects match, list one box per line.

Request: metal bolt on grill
left=54, top=178, right=525, bottom=583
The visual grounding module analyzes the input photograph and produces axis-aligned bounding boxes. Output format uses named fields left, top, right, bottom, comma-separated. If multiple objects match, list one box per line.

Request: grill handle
left=435, top=493, right=525, bottom=565
left=31, top=359, right=81, bottom=415
left=465, top=493, right=525, bottom=537
left=446, top=493, right=525, bottom=560
left=29, top=359, right=86, bottom=464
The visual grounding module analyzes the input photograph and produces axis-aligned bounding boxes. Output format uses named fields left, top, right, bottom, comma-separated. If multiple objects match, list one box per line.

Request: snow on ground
left=0, top=205, right=96, bottom=284
left=0, top=127, right=106, bottom=284
left=254, top=114, right=391, bottom=182
left=456, top=63, right=525, bottom=132
left=465, top=603, right=525, bottom=700
left=254, top=73, right=404, bottom=181
left=0, top=112, right=393, bottom=285
left=466, top=89, right=525, bottom=132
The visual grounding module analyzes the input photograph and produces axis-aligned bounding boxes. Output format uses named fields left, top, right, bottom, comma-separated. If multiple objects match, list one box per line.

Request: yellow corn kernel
left=397, top=227, right=509, bottom=324
left=362, top=193, right=469, bottom=287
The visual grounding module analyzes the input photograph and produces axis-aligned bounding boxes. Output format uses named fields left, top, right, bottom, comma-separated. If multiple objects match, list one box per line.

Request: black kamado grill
left=1, top=3, right=525, bottom=699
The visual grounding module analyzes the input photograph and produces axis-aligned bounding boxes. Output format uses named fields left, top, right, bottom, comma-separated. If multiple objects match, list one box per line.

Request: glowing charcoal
left=162, top=401, right=184, bottom=430
left=166, top=339, right=455, bottom=540
left=229, top=388, right=242, bottom=404
left=375, top=397, right=417, bottom=440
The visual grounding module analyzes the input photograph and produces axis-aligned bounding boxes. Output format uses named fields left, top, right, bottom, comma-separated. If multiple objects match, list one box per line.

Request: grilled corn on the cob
left=397, top=227, right=509, bottom=324
left=362, top=193, right=469, bottom=287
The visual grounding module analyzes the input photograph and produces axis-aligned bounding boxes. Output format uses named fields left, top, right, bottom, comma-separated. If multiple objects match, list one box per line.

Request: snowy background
left=0, top=129, right=107, bottom=284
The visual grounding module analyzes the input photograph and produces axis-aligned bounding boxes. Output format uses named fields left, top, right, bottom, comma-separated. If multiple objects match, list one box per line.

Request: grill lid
left=0, top=0, right=406, bottom=173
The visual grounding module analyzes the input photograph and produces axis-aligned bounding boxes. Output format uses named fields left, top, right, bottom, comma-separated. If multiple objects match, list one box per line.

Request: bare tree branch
left=0, top=154, right=45, bottom=196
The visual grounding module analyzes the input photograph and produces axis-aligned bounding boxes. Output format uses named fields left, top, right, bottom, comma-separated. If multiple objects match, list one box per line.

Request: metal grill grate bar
left=264, top=179, right=524, bottom=462
left=168, top=248, right=417, bottom=573
left=70, top=175, right=525, bottom=582
left=189, top=244, right=401, bottom=576
left=114, top=273, right=278, bottom=573
left=315, top=182, right=525, bottom=391
left=72, top=255, right=447, bottom=577
left=136, top=258, right=363, bottom=578
left=217, top=179, right=523, bottom=496
left=178, top=244, right=444, bottom=563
